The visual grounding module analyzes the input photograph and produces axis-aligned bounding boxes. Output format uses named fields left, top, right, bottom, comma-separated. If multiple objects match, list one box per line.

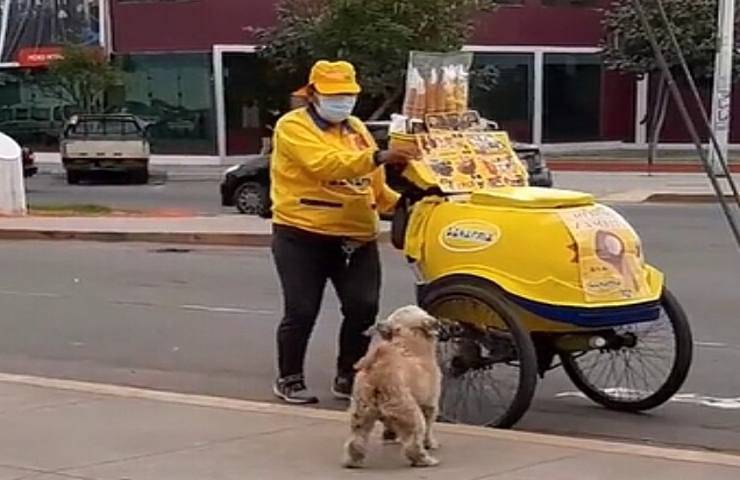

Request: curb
left=0, top=372, right=738, bottom=468
left=0, top=229, right=392, bottom=246
left=549, top=161, right=740, bottom=174
left=0, top=230, right=272, bottom=247
left=645, top=193, right=737, bottom=204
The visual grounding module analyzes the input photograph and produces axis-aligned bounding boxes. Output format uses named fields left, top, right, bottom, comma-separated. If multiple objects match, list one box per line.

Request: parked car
left=220, top=155, right=271, bottom=217
left=60, top=114, right=151, bottom=184
left=221, top=120, right=553, bottom=216
left=22, top=146, right=38, bottom=178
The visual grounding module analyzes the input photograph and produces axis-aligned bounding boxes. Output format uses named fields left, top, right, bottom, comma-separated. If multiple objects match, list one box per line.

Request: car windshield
left=65, top=118, right=143, bottom=139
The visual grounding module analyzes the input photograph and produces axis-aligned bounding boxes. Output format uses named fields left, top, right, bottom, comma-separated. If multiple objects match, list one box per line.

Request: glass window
left=223, top=53, right=266, bottom=156
left=0, top=69, right=68, bottom=151
left=543, top=53, right=602, bottom=142
left=470, top=53, right=534, bottom=143
left=66, top=117, right=143, bottom=138
left=112, top=53, right=216, bottom=155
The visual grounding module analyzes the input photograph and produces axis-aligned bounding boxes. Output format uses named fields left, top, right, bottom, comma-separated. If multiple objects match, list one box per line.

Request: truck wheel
left=131, top=169, right=149, bottom=185
left=66, top=171, right=81, bottom=185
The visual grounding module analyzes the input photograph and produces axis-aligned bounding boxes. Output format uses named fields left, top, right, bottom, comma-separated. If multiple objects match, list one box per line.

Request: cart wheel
left=560, top=288, right=693, bottom=412
left=421, top=277, right=538, bottom=429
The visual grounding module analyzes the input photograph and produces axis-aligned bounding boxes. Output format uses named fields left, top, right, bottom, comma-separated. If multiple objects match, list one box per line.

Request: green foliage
left=602, top=0, right=740, bottom=80
left=42, top=45, right=122, bottom=116
left=254, top=0, right=499, bottom=118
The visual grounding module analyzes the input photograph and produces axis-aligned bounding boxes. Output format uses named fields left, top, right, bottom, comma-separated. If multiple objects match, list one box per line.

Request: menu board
left=410, top=130, right=529, bottom=193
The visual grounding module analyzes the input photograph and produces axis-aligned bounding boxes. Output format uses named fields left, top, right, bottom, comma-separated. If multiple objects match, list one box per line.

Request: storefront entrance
left=214, top=46, right=279, bottom=160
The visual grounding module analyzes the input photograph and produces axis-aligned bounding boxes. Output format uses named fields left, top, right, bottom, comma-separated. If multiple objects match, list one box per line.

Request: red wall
left=111, top=0, right=637, bottom=142
left=473, top=1, right=607, bottom=47
left=111, top=0, right=276, bottom=53
left=601, top=71, right=637, bottom=142
left=111, top=0, right=610, bottom=53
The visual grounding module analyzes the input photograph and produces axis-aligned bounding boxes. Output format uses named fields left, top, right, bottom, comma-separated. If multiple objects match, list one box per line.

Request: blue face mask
left=315, top=94, right=357, bottom=124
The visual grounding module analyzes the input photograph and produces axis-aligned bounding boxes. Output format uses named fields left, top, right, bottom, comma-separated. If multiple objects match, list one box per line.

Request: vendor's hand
left=375, top=147, right=419, bottom=166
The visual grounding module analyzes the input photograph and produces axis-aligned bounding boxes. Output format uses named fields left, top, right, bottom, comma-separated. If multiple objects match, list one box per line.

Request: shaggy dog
left=342, top=305, right=442, bottom=468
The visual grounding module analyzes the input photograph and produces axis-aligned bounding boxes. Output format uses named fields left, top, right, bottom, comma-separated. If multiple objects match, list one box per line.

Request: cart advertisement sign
left=559, top=205, right=650, bottom=302
left=439, top=220, right=501, bottom=253
left=0, top=0, right=104, bottom=65
left=411, top=130, right=529, bottom=193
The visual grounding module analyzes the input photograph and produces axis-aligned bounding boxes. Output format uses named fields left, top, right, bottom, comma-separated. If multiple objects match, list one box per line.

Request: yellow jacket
left=270, top=107, right=400, bottom=241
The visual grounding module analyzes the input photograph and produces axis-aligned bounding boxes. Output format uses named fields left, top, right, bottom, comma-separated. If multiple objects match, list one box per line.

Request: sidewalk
left=0, top=215, right=275, bottom=246
left=554, top=171, right=737, bottom=203
left=545, top=148, right=740, bottom=172
left=0, top=215, right=392, bottom=246
left=0, top=373, right=737, bottom=479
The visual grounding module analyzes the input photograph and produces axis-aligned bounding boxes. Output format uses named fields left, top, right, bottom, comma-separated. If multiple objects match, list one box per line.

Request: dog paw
left=342, top=459, right=364, bottom=469
left=342, top=441, right=366, bottom=468
left=424, top=437, right=440, bottom=450
left=412, top=455, right=440, bottom=468
left=342, top=452, right=365, bottom=469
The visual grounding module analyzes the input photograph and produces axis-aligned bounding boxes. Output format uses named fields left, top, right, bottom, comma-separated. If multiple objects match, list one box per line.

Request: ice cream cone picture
left=595, top=230, right=640, bottom=293
left=457, top=157, right=477, bottom=175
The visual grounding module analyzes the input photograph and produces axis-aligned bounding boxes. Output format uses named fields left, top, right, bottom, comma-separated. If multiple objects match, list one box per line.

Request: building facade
left=0, top=0, right=732, bottom=160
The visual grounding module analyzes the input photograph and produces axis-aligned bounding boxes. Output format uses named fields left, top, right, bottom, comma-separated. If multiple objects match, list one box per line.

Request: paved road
left=0, top=204, right=738, bottom=452
left=25, top=169, right=227, bottom=215
left=26, top=168, right=728, bottom=216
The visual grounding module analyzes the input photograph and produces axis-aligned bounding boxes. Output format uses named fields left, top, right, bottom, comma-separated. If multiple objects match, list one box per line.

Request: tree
left=41, top=44, right=122, bottom=117
left=602, top=0, right=740, bottom=164
left=254, top=0, right=498, bottom=119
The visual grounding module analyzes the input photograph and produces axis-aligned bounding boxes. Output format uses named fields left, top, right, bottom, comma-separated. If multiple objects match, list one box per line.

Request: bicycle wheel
left=421, top=276, right=538, bottom=429
left=560, top=288, right=693, bottom=412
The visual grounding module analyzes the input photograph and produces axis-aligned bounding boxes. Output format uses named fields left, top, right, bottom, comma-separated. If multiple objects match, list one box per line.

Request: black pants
left=272, top=225, right=381, bottom=379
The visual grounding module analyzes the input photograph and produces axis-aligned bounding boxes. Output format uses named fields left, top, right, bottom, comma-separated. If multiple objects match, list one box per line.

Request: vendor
left=270, top=60, right=415, bottom=404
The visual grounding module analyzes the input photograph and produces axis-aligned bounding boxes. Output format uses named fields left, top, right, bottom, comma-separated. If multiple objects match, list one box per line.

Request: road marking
left=179, top=304, right=275, bottom=316
left=556, top=391, right=740, bottom=410
left=0, top=372, right=736, bottom=468
left=695, top=341, right=731, bottom=349
left=0, top=289, right=62, bottom=298
left=672, top=394, right=740, bottom=409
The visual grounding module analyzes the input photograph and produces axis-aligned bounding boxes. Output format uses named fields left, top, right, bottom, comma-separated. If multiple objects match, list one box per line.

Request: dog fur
left=342, top=305, right=442, bottom=468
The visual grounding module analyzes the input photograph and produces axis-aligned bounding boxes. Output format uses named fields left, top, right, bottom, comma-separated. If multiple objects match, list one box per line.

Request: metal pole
left=653, top=0, right=740, bottom=208
left=709, top=0, right=735, bottom=175
left=631, top=0, right=740, bottom=250
left=0, top=0, right=12, bottom=62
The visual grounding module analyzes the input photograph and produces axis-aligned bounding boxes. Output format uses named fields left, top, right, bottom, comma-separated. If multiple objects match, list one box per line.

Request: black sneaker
left=273, top=375, right=318, bottom=405
left=331, top=375, right=353, bottom=400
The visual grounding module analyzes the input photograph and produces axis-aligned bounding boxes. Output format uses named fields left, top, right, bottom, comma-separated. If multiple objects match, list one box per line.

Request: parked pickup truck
left=61, top=114, right=151, bottom=184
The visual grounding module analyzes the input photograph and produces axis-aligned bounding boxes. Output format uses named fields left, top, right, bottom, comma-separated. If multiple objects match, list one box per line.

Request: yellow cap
left=308, top=60, right=361, bottom=95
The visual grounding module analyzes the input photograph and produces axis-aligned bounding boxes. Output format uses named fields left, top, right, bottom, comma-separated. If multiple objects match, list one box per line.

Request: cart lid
left=470, top=187, right=594, bottom=209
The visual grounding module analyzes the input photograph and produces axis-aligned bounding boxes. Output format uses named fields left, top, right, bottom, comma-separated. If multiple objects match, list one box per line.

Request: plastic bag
left=402, top=51, right=473, bottom=120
